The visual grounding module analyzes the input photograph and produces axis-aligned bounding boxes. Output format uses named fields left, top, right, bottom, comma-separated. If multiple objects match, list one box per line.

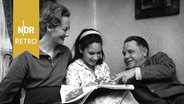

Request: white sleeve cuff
left=135, top=67, right=142, bottom=80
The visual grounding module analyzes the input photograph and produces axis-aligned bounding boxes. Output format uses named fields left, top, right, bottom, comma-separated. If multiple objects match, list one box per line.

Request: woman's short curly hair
left=39, top=1, right=70, bottom=39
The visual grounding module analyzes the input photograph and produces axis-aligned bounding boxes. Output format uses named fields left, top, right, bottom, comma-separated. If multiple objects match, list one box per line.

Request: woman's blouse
left=66, top=59, right=111, bottom=87
left=0, top=45, right=72, bottom=103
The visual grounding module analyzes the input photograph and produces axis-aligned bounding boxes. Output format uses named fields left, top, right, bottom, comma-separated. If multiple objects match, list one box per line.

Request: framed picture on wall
left=135, top=0, right=179, bottom=19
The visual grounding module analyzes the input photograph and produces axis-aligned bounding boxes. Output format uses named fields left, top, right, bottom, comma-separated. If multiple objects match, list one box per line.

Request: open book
left=60, top=84, right=134, bottom=104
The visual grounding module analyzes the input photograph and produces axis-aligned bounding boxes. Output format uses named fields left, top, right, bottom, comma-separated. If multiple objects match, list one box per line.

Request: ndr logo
left=18, top=20, right=34, bottom=36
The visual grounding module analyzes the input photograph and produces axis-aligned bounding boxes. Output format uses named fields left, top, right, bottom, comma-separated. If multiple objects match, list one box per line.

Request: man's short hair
left=124, top=36, right=149, bottom=56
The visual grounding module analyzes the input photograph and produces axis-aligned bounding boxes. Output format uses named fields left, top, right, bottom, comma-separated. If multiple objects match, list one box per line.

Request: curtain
left=0, top=0, right=12, bottom=82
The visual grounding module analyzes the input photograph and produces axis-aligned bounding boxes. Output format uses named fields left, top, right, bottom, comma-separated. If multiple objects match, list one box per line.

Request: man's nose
left=124, top=53, right=130, bottom=59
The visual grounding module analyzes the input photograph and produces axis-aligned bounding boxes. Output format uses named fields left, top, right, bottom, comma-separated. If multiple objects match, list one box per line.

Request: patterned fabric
left=66, top=59, right=111, bottom=87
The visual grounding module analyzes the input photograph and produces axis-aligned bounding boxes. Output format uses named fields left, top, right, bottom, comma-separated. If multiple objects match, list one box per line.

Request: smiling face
left=123, top=40, right=147, bottom=69
left=50, top=16, right=70, bottom=45
left=81, top=42, right=102, bottom=69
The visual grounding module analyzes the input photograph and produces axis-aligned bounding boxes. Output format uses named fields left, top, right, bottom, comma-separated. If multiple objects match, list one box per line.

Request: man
left=117, top=36, right=184, bottom=104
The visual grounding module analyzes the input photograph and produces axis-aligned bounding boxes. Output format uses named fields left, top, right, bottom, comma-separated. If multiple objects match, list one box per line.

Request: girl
left=66, top=28, right=111, bottom=87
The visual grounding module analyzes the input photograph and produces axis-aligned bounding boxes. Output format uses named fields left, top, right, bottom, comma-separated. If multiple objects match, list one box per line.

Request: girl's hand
left=86, top=82, right=98, bottom=87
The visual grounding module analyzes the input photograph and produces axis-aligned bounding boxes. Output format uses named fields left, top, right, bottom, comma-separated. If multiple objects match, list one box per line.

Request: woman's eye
left=62, top=29, right=67, bottom=32
left=63, top=28, right=69, bottom=32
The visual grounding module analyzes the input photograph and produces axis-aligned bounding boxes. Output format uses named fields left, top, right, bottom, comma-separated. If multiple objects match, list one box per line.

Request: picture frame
left=135, top=0, right=179, bottom=19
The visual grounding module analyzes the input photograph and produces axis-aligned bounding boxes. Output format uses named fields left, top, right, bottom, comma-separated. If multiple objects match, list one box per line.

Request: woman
left=0, top=1, right=72, bottom=104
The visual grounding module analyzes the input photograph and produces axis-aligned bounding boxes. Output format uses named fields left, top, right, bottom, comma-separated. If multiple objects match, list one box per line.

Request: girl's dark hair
left=124, top=36, right=149, bottom=56
left=72, top=28, right=105, bottom=64
left=39, top=1, right=70, bottom=39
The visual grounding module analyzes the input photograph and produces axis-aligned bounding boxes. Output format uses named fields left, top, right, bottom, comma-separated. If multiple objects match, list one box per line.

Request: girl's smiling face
left=81, top=42, right=102, bottom=69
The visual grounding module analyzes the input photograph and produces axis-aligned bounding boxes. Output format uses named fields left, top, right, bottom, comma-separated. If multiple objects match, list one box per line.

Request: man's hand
left=112, top=68, right=136, bottom=83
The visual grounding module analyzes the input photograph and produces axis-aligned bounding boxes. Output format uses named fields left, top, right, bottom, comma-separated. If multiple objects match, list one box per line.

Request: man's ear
left=142, top=47, right=148, bottom=57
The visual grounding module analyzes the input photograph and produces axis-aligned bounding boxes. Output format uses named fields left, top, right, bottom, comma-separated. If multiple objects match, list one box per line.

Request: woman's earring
left=47, top=27, right=51, bottom=32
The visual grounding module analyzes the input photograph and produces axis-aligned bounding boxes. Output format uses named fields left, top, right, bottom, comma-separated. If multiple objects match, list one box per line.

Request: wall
left=58, top=0, right=184, bottom=83
left=58, top=0, right=95, bottom=49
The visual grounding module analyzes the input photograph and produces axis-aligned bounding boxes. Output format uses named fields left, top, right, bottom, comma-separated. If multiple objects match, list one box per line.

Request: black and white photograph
left=0, top=0, right=184, bottom=104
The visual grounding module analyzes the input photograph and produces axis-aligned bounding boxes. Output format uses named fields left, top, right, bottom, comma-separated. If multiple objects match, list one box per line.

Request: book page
left=98, top=84, right=134, bottom=90
left=61, top=85, right=97, bottom=103
left=60, top=84, right=134, bottom=103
